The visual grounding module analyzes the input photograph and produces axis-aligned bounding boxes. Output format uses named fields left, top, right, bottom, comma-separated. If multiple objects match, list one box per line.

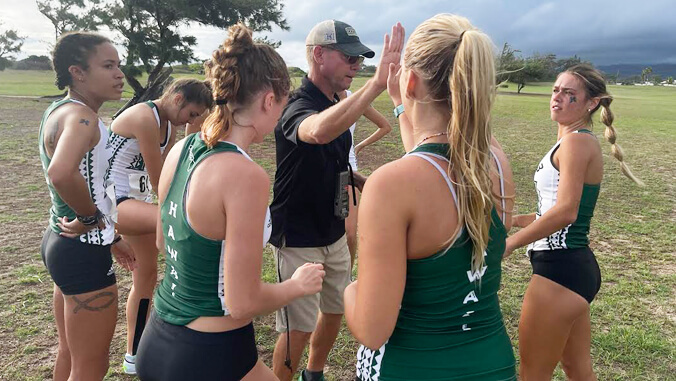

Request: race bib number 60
left=128, top=173, right=151, bottom=200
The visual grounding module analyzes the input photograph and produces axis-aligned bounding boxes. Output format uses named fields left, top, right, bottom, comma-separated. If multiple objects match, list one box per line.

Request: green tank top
left=356, top=143, right=516, bottom=381
left=529, top=129, right=601, bottom=252
left=38, top=98, right=116, bottom=245
left=154, top=133, right=242, bottom=326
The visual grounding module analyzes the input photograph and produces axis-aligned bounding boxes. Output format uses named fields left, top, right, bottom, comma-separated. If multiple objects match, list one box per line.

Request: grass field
left=0, top=72, right=674, bottom=380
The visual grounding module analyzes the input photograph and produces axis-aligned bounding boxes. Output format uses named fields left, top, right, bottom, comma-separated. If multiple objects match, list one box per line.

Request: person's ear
left=68, top=65, right=86, bottom=83
left=404, top=69, right=418, bottom=100
left=263, top=91, right=275, bottom=112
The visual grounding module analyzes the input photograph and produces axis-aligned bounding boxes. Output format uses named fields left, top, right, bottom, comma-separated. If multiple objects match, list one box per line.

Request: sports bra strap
left=406, top=151, right=462, bottom=250
left=406, top=152, right=459, bottom=208
left=490, top=149, right=507, bottom=223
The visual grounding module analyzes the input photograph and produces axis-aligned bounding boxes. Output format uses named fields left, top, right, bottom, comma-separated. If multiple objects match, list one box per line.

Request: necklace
left=413, top=132, right=448, bottom=150
left=68, top=88, right=94, bottom=111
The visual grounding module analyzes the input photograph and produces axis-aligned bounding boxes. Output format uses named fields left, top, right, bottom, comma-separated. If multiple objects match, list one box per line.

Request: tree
left=495, top=43, right=522, bottom=85
left=641, top=66, right=653, bottom=83
left=0, top=23, right=25, bottom=71
left=102, top=0, right=289, bottom=116
left=555, top=55, right=587, bottom=73
left=496, top=43, right=547, bottom=94
left=667, top=76, right=674, bottom=85
left=37, top=0, right=104, bottom=41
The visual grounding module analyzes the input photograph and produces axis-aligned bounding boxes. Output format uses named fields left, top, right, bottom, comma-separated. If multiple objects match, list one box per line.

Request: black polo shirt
left=270, top=77, right=351, bottom=248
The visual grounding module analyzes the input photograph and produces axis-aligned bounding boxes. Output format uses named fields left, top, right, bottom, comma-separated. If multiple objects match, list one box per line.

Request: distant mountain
left=597, top=63, right=676, bottom=80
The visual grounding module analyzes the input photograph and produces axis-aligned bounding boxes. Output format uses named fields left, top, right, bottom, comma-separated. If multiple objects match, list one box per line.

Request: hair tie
left=215, top=98, right=228, bottom=105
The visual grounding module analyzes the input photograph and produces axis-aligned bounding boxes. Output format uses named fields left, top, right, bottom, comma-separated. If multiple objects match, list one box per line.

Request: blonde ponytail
left=447, top=29, right=497, bottom=274
left=405, top=14, right=498, bottom=274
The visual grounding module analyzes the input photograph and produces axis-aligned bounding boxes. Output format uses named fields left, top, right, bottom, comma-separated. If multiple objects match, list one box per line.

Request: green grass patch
left=0, top=74, right=674, bottom=380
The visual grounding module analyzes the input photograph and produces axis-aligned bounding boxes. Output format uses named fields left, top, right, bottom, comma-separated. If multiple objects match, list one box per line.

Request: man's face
left=319, top=46, right=362, bottom=92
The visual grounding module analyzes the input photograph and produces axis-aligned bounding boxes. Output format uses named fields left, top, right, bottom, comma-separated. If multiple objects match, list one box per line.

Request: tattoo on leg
left=569, top=96, right=577, bottom=103
left=71, top=291, right=115, bottom=314
left=79, top=119, right=90, bottom=126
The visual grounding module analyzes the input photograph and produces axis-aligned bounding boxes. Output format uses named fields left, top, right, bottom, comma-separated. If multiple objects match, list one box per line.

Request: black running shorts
left=530, top=246, right=602, bottom=303
left=40, top=228, right=116, bottom=295
left=136, top=312, right=258, bottom=381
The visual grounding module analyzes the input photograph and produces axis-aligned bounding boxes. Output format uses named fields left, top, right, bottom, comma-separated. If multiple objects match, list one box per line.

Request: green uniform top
left=154, top=133, right=243, bottom=326
left=38, top=98, right=115, bottom=245
left=355, top=143, right=516, bottom=381
left=529, top=129, right=601, bottom=252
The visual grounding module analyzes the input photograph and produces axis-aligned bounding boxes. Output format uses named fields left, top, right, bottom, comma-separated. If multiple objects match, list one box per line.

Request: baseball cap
left=306, top=20, right=375, bottom=58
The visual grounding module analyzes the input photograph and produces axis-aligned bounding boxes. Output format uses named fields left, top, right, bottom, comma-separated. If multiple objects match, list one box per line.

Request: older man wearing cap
left=269, top=19, right=404, bottom=381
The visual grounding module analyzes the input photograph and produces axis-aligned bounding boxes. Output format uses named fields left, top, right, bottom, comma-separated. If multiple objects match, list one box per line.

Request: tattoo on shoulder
left=79, top=118, right=90, bottom=126
left=569, top=96, right=577, bottom=103
left=71, top=291, right=116, bottom=314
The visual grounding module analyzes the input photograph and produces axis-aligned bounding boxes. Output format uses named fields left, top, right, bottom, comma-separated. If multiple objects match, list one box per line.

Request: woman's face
left=550, top=72, right=596, bottom=126
left=172, top=98, right=209, bottom=126
left=79, top=42, right=125, bottom=101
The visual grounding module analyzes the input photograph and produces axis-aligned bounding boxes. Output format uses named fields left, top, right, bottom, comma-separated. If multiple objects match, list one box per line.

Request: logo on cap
left=324, top=32, right=335, bottom=42
left=345, top=27, right=357, bottom=37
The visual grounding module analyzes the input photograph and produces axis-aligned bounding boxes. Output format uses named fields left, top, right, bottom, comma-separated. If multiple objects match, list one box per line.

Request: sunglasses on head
left=323, top=46, right=364, bottom=65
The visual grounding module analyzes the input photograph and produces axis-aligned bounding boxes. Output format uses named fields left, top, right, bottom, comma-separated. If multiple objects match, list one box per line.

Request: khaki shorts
left=275, top=235, right=351, bottom=333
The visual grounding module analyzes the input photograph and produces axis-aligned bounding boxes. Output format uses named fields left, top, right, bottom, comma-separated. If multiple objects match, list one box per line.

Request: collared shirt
left=270, top=76, right=351, bottom=247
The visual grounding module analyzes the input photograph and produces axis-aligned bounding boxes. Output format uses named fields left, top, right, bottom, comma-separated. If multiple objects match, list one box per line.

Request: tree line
left=2, top=2, right=673, bottom=101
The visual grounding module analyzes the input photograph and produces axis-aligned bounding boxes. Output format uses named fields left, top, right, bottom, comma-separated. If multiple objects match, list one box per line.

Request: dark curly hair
left=52, top=32, right=111, bottom=90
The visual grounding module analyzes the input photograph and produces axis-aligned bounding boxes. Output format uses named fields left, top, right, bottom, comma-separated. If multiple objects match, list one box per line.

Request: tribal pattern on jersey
left=38, top=99, right=115, bottom=245
left=108, top=101, right=171, bottom=201
left=528, top=130, right=600, bottom=252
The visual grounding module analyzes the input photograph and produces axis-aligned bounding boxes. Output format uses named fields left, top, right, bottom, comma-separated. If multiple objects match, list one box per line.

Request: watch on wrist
left=393, top=104, right=405, bottom=118
left=77, top=208, right=104, bottom=226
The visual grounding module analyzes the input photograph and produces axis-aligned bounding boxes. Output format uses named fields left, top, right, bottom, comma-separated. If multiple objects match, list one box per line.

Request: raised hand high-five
left=374, top=22, right=405, bottom=91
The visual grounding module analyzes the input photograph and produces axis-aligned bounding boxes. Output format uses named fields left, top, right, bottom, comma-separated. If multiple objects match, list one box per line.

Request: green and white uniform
left=108, top=101, right=172, bottom=201
left=38, top=98, right=116, bottom=245
left=154, top=133, right=272, bottom=326
left=528, top=129, right=600, bottom=252
left=355, top=143, right=516, bottom=381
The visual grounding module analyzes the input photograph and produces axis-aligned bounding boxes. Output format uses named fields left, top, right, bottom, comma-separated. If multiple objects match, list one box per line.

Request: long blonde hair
left=405, top=14, right=497, bottom=273
left=202, top=23, right=291, bottom=148
left=565, top=64, right=644, bottom=186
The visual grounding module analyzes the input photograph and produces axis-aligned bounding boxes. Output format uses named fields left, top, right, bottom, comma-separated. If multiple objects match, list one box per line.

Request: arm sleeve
left=279, top=98, right=317, bottom=145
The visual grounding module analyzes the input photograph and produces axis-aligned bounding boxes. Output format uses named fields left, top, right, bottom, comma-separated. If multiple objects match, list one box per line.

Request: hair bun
left=223, top=23, right=254, bottom=57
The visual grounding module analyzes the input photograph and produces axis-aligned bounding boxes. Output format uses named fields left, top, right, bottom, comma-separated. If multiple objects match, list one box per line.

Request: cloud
left=2, top=0, right=675, bottom=67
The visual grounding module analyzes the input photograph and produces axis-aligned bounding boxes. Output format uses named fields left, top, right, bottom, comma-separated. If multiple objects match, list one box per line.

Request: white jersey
left=108, top=101, right=172, bottom=201
left=345, top=90, right=358, bottom=171
left=39, top=98, right=116, bottom=245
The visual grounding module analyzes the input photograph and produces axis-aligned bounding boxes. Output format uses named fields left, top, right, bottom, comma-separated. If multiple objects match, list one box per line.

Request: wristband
left=393, top=104, right=405, bottom=118
left=112, top=235, right=122, bottom=245
left=77, top=208, right=104, bottom=226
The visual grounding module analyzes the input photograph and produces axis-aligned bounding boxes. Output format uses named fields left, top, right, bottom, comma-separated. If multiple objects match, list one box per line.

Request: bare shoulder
left=58, top=102, right=99, bottom=128
left=202, top=150, right=269, bottom=190
left=363, top=156, right=427, bottom=201
left=111, top=102, right=156, bottom=136
left=559, top=131, right=601, bottom=157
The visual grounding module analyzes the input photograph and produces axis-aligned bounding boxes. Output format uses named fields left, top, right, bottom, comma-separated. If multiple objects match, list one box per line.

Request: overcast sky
left=1, top=0, right=675, bottom=70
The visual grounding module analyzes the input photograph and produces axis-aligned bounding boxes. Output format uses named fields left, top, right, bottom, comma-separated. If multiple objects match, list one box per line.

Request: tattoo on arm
left=79, top=119, right=90, bottom=126
left=71, top=291, right=116, bottom=314
left=46, top=120, right=59, bottom=153
left=569, top=96, right=577, bottom=103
